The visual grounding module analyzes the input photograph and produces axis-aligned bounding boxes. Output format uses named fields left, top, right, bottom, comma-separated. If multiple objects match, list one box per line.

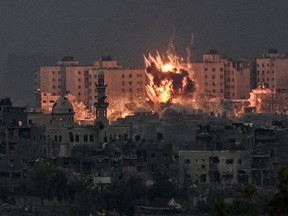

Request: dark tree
left=147, top=171, right=176, bottom=206
left=29, top=165, right=67, bottom=204
left=268, top=168, right=288, bottom=216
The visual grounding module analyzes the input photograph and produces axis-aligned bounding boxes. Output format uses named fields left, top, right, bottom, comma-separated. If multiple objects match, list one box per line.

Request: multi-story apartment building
left=192, top=50, right=253, bottom=100
left=35, top=56, right=147, bottom=114
left=256, top=49, right=288, bottom=91
left=193, top=51, right=226, bottom=98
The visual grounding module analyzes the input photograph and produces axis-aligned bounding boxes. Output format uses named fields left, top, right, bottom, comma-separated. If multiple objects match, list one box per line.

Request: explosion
left=144, top=51, right=196, bottom=105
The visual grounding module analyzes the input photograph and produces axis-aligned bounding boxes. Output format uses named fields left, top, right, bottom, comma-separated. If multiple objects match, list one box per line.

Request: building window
left=129, top=81, right=132, bottom=85
left=204, top=68, right=208, bottom=71
left=184, top=159, right=190, bottom=164
left=75, top=134, right=79, bottom=142
left=69, top=132, right=74, bottom=142
left=226, top=159, right=233, bottom=164
left=122, top=81, right=125, bottom=85
left=78, top=71, right=81, bottom=75
left=205, top=75, right=208, bottom=78
left=84, top=134, right=88, bottom=142
left=200, top=174, right=206, bottom=182
left=89, top=134, right=94, bottom=142
left=212, top=68, right=216, bottom=72
left=129, top=74, right=132, bottom=78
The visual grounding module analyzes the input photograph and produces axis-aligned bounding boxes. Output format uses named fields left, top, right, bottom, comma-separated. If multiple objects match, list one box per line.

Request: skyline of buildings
left=33, top=48, right=288, bottom=120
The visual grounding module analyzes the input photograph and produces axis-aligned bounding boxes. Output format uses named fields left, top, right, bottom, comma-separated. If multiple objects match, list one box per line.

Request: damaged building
left=179, top=150, right=251, bottom=187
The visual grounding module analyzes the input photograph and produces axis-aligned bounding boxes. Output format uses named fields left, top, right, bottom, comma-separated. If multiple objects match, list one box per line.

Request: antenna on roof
left=99, top=57, right=103, bottom=69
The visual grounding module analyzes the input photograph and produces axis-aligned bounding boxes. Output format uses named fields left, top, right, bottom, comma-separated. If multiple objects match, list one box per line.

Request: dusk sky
left=1, top=0, right=288, bottom=105
left=1, top=0, right=288, bottom=67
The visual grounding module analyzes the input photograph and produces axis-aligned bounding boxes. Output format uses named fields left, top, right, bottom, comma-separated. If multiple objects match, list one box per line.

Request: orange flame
left=145, top=53, right=173, bottom=103
left=144, top=52, right=195, bottom=104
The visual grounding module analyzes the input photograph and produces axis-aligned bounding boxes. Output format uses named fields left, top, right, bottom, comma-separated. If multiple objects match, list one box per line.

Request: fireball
left=144, top=52, right=195, bottom=105
left=162, top=64, right=175, bottom=73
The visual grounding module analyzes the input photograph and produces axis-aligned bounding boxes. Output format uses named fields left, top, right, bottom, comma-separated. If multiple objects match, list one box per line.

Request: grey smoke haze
left=1, top=0, right=288, bottom=105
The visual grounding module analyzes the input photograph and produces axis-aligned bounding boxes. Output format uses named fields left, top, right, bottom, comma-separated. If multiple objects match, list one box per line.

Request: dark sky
left=1, top=0, right=288, bottom=104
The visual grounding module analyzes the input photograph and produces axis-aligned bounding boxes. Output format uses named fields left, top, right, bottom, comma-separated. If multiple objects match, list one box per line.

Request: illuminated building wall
left=193, top=50, right=252, bottom=100
left=35, top=56, right=147, bottom=113
left=256, top=49, right=288, bottom=91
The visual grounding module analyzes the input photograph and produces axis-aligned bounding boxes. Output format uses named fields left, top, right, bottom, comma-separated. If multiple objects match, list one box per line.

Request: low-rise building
left=179, top=150, right=252, bottom=187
